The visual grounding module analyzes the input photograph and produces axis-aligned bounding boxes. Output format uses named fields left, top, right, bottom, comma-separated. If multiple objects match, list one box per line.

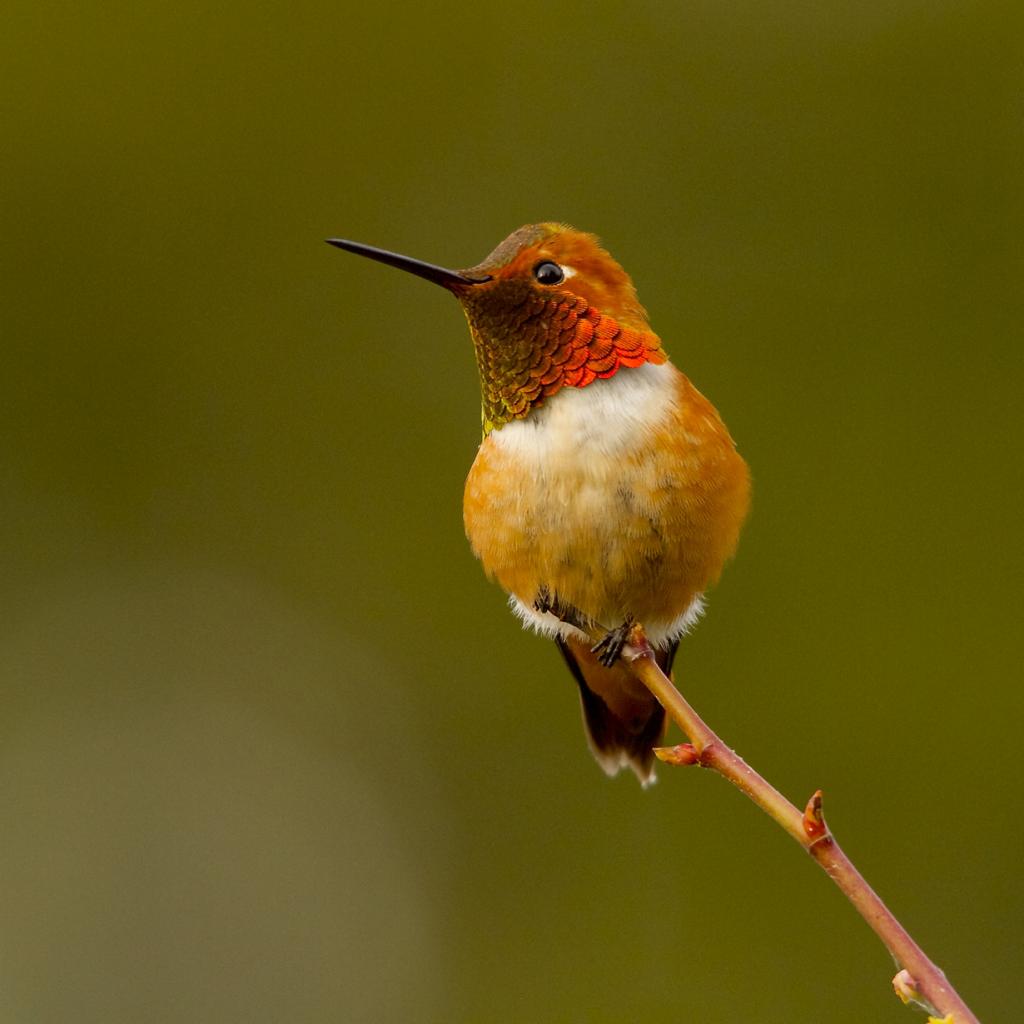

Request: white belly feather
left=483, top=362, right=705, bottom=649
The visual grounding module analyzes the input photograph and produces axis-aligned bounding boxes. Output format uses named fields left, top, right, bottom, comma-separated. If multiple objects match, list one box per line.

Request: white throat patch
left=488, top=360, right=678, bottom=460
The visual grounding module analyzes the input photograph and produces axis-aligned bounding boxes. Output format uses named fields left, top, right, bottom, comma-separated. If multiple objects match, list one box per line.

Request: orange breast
left=463, top=363, right=749, bottom=636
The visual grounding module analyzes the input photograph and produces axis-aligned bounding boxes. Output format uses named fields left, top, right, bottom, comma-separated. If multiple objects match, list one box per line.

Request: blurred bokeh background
left=2, top=2, right=1021, bottom=1021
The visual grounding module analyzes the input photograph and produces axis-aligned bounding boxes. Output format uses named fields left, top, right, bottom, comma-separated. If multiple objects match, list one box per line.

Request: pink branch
left=624, top=624, right=979, bottom=1024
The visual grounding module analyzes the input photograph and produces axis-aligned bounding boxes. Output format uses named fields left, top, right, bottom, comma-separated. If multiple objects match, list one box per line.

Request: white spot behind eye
left=560, top=265, right=577, bottom=279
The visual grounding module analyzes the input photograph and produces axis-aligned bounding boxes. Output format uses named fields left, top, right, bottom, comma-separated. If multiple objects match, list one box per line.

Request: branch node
left=696, top=739, right=720, bottom=767
left=653, top=743, right=700, bottom=767
left=802, top=789, right=831, bottom=844
left=622, top=621, right=654, bottom=661
left=893, top=968, right=942, bottom=1017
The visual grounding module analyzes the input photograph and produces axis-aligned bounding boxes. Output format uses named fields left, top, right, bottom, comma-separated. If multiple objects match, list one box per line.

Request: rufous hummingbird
left=328, top=224, right=750, bottom=785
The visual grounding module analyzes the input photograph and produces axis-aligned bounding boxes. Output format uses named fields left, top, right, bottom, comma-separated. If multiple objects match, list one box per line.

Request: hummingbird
left=328, top=224, right=750, bottom=785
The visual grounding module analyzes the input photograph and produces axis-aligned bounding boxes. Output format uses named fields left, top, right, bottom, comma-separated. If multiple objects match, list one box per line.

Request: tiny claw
left=802, top=789, right=828, bottom=842
left=591, top=618, right=634, bottom=667
left=654, top=743, right=700, bottom=766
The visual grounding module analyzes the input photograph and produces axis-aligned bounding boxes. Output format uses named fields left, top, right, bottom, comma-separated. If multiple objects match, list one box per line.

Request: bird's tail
left=555, top=635, right=677, bottom=787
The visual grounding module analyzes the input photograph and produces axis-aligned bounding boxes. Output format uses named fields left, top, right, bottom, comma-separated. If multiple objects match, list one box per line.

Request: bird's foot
left=533, top=587, right=591, bottom=633
left=592, top=618, right=635, bottom=668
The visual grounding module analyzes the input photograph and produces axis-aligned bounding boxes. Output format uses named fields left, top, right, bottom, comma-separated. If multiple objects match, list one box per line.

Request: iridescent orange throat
left=460, top=281, right=667, bottom=435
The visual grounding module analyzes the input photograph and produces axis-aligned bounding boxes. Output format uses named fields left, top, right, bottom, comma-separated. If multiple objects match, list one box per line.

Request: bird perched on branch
left=329, top=224, right=749, bottom=784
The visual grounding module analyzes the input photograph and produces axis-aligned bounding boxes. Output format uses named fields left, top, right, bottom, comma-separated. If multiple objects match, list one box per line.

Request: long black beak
left=326, top=238, right=490, bottom=290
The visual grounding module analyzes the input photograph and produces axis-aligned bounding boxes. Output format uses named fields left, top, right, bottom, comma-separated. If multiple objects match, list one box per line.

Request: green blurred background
left=2, top=2, right=1021, bottom=1021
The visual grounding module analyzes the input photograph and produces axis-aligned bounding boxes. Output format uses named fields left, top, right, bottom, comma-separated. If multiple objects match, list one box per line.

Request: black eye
left=533, top=260, right=564, bottom=285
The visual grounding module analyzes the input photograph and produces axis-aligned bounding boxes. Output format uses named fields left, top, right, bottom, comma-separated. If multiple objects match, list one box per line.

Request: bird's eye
left=533, top=260, right=564, bottom=286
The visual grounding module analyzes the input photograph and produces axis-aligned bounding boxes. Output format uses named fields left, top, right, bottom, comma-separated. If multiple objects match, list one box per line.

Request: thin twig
left=622, top=623, right=980, bottom=1024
